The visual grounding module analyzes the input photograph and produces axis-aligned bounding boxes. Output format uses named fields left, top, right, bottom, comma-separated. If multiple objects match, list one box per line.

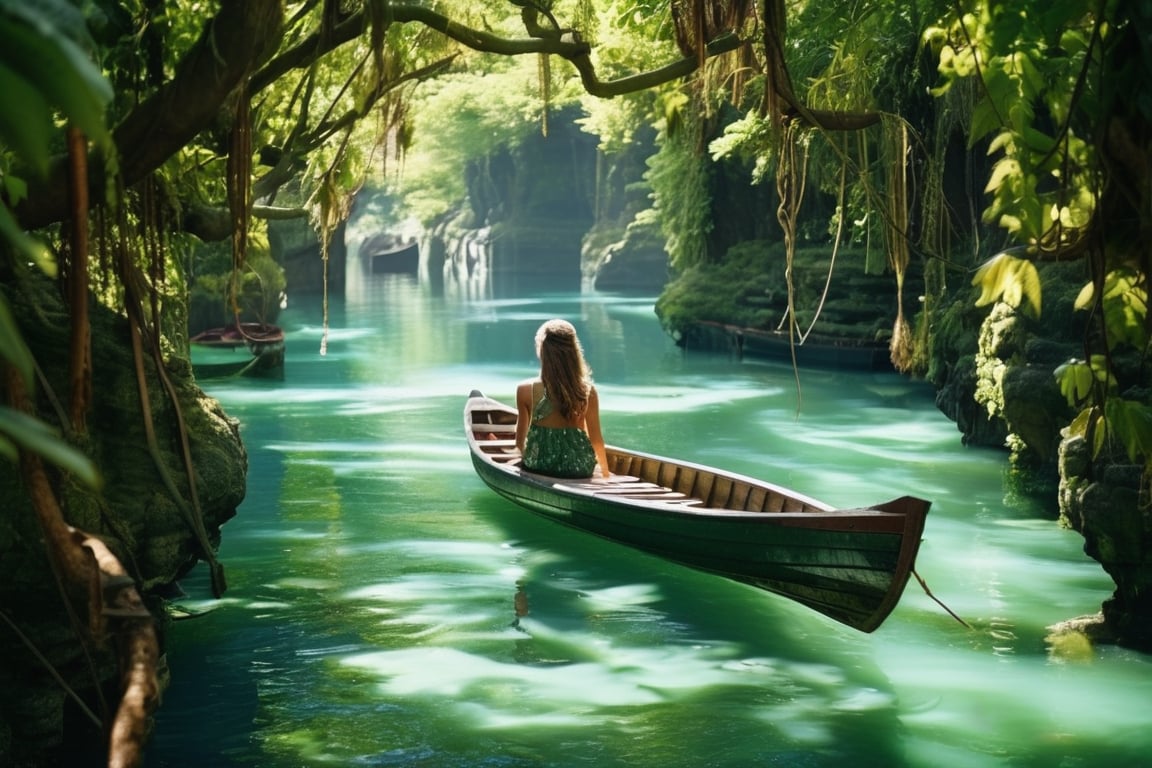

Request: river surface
left=148, top=264, right=1152, bottom=767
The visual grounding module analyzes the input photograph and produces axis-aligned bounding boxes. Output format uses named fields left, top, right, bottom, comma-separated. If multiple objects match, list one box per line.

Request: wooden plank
left=639, top=458, right=662, bottom=484
left=674, top=467, right=697, bottom=498
left=710, top=476, right=733, bottom=508
left=730, top=483, right=752, bottom=510
left=691, top=472, right=714, bottom=505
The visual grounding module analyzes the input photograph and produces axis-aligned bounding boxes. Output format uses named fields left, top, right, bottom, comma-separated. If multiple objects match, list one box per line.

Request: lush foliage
left=925, top=2, right=1099, bottom=250
left=392, top=0, right=678, bottom=225
left=0, top=0, right=104, bottom=486
left=646, top=109, right=715, bottom=269
left=395, top=59, right=577, bottom=223
left=928, top=0, right=1152, bottom=482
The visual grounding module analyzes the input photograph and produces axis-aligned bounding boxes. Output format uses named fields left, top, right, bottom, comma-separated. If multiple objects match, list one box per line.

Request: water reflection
left=338, top=497, right=908, bottom=766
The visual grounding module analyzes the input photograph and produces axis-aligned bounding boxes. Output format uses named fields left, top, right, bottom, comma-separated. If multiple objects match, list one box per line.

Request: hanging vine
left=226, top=83, right=253, bottom=330
left=883, top=115, right=914, bottom=372
left=774, top=120, right=809, bottom=398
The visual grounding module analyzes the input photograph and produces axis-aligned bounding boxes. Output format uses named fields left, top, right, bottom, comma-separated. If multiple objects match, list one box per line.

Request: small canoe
left=190, top=323, right=285, bottom=378
left=190, top=322, right=284, bottom=350
left=465, top=390, right=930, bottom=632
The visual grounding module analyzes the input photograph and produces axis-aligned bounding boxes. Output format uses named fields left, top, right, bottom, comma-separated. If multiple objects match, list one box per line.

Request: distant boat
left=683, top=321, right=894, bottom=371
left=465, top=390, right=931, bottom=632
left=189, top=322, right=284, bottom=378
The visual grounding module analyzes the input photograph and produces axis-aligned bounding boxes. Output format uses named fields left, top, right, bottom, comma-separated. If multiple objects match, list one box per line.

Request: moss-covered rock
left=589, top=212, right=670, bottom=293
left=0, top=271, right=245, bottom=763
left=1059, top=436, right=1152, bottom=647
left=654, top=239, right=911, bottom=346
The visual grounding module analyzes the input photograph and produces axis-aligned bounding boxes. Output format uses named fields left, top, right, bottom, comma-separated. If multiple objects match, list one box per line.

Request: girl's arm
left=515, top=381, right=532, bottom=452
left=584, top=386, right=611, bottom=477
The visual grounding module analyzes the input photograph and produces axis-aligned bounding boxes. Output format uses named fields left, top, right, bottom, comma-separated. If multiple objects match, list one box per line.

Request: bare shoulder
left=516, top=378, right=539, bottom=403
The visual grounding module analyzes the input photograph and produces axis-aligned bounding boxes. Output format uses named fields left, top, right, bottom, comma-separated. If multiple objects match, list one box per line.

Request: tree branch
left=253, top=4, right=742, bottom=101
left=568, top=32, right=743, bottom=97
left=16, top=0, right=284, bottom=230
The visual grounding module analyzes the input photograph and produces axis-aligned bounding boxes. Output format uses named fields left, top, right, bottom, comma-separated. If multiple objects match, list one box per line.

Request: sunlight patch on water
left=271, top=577, right=339, bottom=591
left=452, top=702, right=615, bottom=730
left=478, top=309, right=577, bottom=323
left=232, top=527, right=330, bottom=541
left=344, top=646, right=666, bottom=704
left=348, top=537, right=519, bottom=562
left=348, top=573, right=510, bottom=604
left=335, top=400, right=436, bottom=416
left=284, top=324, right=379, bottom=342
left=261, top=440, right=468, bottom=476
left=344, top=545, right=523, bottom=594
left=340, top=636, right=893, bottom=746
left=769, top=416, right=956, bottom=456
left=247, top=600, right=293, bottom=610
left=602, top=384, right=773, bottom=415
left=572, top=582, right=664, bottom=611
left=831, top=686, right=897, bottom=712
left=345, top=570, right=518, bottom=639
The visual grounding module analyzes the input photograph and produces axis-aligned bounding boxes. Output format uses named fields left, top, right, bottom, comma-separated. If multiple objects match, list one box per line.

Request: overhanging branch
left=254, top=4, right=743, bottom=101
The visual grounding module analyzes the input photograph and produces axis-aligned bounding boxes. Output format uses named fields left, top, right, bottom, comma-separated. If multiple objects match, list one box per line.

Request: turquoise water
left=147, top=267, right=1152, bottom=767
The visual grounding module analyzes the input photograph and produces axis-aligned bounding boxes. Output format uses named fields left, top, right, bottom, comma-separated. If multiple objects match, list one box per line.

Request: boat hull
left=466, top=391, right=929, bottom=632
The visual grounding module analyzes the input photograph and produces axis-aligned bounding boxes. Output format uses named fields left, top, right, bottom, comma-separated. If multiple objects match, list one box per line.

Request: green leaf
left=0, top=62, right=53, bottom=177
left=1105, top=398, right=1152, bottom=463
left=1066, top=406, right=1095, bottom=440
left=970, top=251, right=1042, bottom=315
left=1073, top=281, right=1094, bottom=311
left=0, top=433, right=15, bottom=462
left=1095, top=269, right=1148, bottom=351
left=1016, top=258, right=1042, bottom=316
left=984, top=154, right=1020, bottom=193
left=1089, top=354, right=1118, bottom=389
left=0, top=407, right=102, bottom=489
left=0, top=204, right=56, bottom=276
left=0, top=297, right=33, bottom=387
left=2, top=173, right=28, bottom=206
left=972, top=252, right=1008, bottom=306
left=0, top=12, right=112, bottom=147
left=1054, top=359, right=1094, bottom=406
left=1093, top=411, right=1107, bottom=457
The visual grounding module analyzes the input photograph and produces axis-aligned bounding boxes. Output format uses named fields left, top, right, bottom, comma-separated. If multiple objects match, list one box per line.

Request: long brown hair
left=536, top=319, right=592, bottom=422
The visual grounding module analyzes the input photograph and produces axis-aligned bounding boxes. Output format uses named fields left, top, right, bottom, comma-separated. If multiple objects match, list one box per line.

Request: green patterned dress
left=521, top=391, right=597, bottom=478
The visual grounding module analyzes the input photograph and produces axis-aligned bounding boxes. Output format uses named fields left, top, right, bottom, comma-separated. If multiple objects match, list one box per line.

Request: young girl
left=515, top=319, right=610, bottom=478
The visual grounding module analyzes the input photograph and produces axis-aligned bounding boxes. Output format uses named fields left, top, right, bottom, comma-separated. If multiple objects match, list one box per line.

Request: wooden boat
left=465, top=390, right=930, bottom=632
left=682, top=321, right=894, bottom=371
left=189, top=322, right=285, bottom=378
